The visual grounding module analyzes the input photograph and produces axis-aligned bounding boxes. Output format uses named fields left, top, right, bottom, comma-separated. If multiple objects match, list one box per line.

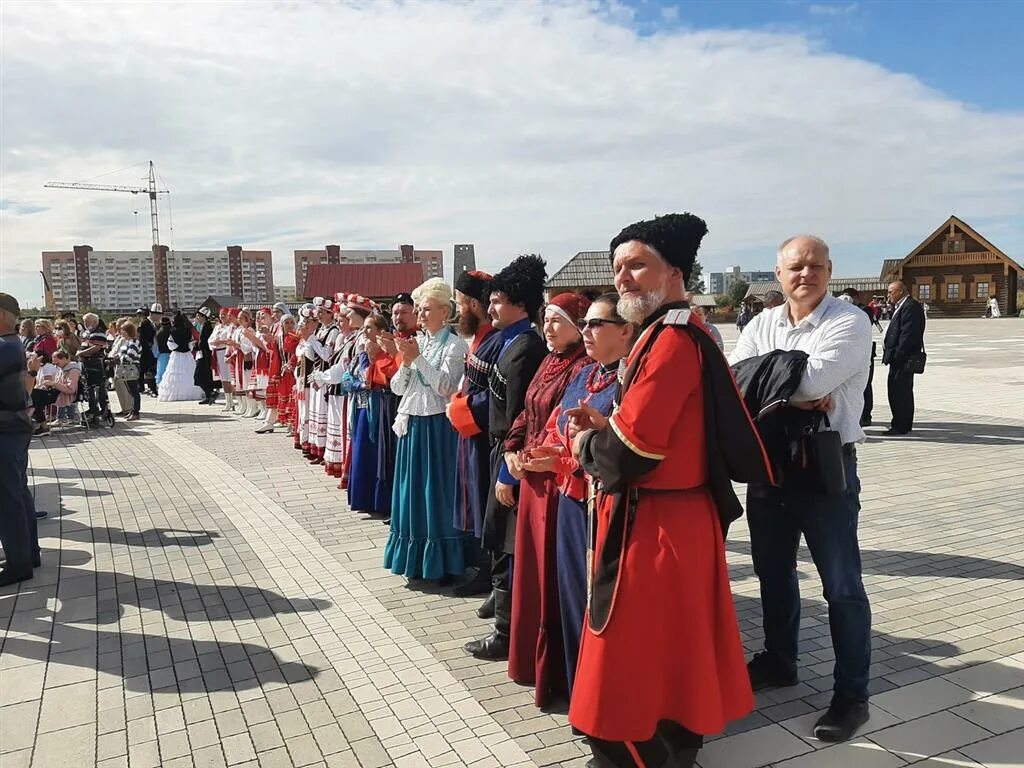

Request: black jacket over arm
left=882, top=298, right=925, bottom=367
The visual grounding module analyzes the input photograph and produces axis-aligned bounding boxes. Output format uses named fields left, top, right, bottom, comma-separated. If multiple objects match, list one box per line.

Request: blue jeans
left=746, top=450, right=871, bottom=701
left=0, top=431, right=39, bottom=573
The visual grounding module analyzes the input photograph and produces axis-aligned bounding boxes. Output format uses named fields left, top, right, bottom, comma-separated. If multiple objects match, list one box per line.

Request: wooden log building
left=881, top=215, right=1022, bottom=317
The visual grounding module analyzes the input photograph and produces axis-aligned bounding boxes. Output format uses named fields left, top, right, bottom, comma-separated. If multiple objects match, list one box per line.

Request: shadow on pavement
left=30, top=467, right=141, bottom=480
left=1, top=562, right=329, bottom=693
left=867, top=420, right=1024, bottom=446
left=727, top=540, right=1024, bottom=580
left=2, top=622, right=320, bottom=692
left=59, top=520, right=222, bottom=549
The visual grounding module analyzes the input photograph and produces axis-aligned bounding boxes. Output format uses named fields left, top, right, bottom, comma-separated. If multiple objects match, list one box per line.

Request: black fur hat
left=609, top=213, right=708, bottom=280
left=454, top=270, right=493, bottom=304
left=491, top=254, right=547, bottom=318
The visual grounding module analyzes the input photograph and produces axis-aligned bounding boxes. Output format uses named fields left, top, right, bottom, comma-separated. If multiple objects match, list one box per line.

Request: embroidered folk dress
left=506, top=343, right=591, bottom=707
left=383, top=327, right=471, bottom=580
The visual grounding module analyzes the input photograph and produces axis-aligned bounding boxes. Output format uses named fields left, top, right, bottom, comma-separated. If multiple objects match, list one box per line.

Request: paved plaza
left=2, top=317, right=1023, bottom=768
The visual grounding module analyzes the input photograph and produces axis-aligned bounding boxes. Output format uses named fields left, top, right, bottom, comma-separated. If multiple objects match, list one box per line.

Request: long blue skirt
left=155, top=352, right=171, bottom=386
left=384, top=413, right=468, bottom=580
left=556, top=493, right=588, bottom=698
left=348, top=393, right=392, bottom=514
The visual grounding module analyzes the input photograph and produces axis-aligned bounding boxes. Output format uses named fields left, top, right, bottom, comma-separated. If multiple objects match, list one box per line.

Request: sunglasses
left=577, top=318, right=627, bottom=330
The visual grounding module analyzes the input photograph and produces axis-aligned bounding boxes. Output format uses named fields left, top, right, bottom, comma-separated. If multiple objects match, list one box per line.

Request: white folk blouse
left=390, top=328, right=468, bottom=435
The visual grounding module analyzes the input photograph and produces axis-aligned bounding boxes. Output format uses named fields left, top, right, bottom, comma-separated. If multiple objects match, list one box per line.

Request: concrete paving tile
left=33, top=722, right=96, bottom=766
left=37, top=678, right=97, bottom=732
left=0, top=747, right=32, bottom=768
left=161, top=729, right=194, bottom=760
left=97, top=729, right=129, bottom=761
left=773, top=739, right=906, bottom=768
left=959, top=727, right=1024, bottom=767
left=250, top=720, right=287, bottom=752
left=256, top=747, right=294, bottom=768
left=222, top=732, right=259, bottom=765
left=868, top=711, right=992, bottom=762
left=943, top=658, right=1024, bottom=698
left=872, top=678, right=978, bottom=720
left=699, top=724, right=813, bottom=768
left=952, top=686, right=1024, bottom=734
left=285, top=733, right=324, bottom=766
left=0, top=699, right=41, bottom=752
left=193, top=744, right=229, bottom=768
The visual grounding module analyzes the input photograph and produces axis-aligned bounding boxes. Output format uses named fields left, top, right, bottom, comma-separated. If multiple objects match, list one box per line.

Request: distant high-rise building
left=708, top=265, right=775, bottom=295
left=42, top=245, right=274, bottom=313
left=293, top=244, right=443, bottom=295
left=453, top=244, right=476, bottom=277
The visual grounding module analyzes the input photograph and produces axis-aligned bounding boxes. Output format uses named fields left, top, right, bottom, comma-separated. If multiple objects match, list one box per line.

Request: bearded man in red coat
left=568, top=213, right=774, bottom=768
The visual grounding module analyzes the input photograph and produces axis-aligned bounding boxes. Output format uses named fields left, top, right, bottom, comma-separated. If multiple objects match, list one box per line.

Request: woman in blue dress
left=520, top=293, right=637, bottom=699
left=384, top=278, right=470, bottom=582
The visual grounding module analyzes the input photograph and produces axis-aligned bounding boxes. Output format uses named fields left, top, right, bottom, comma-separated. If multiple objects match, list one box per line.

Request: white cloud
left=808, top=3, right=860, bottom=16
left=1, top=0, right=1022, bottom=305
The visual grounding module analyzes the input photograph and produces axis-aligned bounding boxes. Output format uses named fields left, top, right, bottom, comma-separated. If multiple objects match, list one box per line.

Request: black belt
left=842, top=443, right=857, bottom=458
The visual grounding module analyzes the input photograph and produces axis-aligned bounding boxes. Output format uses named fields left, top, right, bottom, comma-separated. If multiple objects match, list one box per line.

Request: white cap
left=150, top=303, right=164, bottom=313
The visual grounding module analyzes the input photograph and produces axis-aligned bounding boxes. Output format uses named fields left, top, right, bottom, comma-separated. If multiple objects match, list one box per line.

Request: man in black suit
left=882, top=281, right=925, bottom=435
left=136, top=307, right=158, bottom=396
left=193, top=307, right=216, bottom=404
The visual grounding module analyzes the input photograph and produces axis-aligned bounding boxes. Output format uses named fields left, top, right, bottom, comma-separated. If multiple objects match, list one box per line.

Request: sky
left=2, top=0, right=1022, bottom=307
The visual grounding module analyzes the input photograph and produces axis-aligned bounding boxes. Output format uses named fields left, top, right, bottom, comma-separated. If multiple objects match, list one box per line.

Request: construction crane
left=45, top=161, right=170, bottom=249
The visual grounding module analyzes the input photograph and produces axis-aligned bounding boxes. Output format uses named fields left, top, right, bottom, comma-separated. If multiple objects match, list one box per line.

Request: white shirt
left=390, top=329, right=468, bottom=428
left=728, top=293, right=872, bottom=445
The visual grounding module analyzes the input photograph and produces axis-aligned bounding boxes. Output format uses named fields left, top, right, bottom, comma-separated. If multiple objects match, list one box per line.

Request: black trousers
left=85, top=366, right=109, bottom=415
left=861, top=343, right=875, bottom=424
left=589, top=721, right=701, bottom=767
left=140, top=351, right=157, bottom=393
left=31, top=388, right=60, bottom=423
left=0, top=431, right=39, bottom=574
left=887, top=365, right=915, bottom=433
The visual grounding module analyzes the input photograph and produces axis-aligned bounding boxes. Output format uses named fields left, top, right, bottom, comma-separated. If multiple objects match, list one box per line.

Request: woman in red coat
left=506, top=292, right=591, bottom=708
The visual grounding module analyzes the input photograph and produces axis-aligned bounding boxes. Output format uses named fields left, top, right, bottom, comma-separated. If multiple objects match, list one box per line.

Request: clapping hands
left=395, top=335, right=420, bottom=363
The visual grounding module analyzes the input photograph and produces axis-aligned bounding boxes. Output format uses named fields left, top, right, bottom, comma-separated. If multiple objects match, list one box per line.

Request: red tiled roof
left=302, top=262, right=426, bottom=300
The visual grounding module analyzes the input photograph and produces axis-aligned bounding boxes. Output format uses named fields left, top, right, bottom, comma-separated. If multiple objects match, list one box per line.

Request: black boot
left=464, top=588, right=510, bottom=660
left=476, top=592, right=495, bottom=619
left=454, top=563, right=492, bottom=597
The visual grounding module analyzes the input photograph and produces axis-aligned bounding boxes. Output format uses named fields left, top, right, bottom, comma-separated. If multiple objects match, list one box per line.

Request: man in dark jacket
left=193, top=307, right=216, bottom=404
left=882, top=281, right=926, bottom=435
left=136, top=307, right=158, bottom=395
left=0, top=293, right=39, bottom=586
left=464, top=255, right=547, bottom=661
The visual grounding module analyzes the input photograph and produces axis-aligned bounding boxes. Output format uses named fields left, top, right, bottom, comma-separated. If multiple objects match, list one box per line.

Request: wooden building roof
left=745, top=277, right=888, bottom=299
left=546, top=251, right=613, bottom=289
left=886, top=215, right=1023, bottom=278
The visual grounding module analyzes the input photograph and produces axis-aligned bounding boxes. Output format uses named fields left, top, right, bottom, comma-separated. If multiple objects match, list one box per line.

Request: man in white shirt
left=729, top=235, right=872, bottom=744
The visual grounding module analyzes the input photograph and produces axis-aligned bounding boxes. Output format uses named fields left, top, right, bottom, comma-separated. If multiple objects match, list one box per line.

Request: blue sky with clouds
left=1, top=0, right=1021, bottom=306
left=629, top=1, right=1023, bottom=110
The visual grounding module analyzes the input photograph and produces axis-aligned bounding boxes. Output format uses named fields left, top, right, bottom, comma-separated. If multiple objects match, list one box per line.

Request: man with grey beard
left=566, top=214, right=773, bottom=767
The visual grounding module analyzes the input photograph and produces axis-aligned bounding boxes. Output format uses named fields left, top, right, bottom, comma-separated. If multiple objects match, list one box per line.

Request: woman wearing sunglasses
left=519, top=293, right=637, bottom=706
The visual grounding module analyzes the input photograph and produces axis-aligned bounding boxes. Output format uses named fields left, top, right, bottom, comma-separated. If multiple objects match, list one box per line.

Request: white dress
left=158, top=333, right=206, bottom=402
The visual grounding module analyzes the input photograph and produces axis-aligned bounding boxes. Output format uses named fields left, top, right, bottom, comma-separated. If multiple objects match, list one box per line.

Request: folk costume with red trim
left=448, top=270, right=502, bottom=539
left=507, top=294, right=592, bottom=708
left=568, top=214, right=774, bottom=767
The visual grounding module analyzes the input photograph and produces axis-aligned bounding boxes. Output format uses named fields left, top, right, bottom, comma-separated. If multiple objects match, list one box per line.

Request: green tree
left=687, top=260, right=705, bottom=294
left=725, top=279, right=749, bottom=308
